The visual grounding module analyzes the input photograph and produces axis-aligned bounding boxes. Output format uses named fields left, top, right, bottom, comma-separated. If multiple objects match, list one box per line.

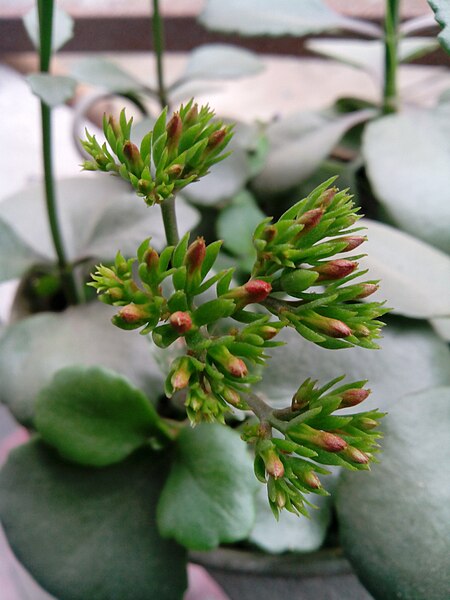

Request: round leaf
left=23, top=5, right=74, bottom=53
left=359, top=218, right=450, bottom=318
left=69, top=57, right=144, bottom=93
left=183, top=44, right=264, bottom=80
left=363, top=111, right=450, bottom=253
left=35, top=366, right=161, bottom=467
left=157, top=424, right=257, bottom=550
left=0, top=219, right=44, bottom=283
left=26, top=74, right=76, bottom=107
left=337, top=386, right=450, bottom=600
left=199, top=0, right=381, bottom=38
left=0, top=176, right=200, bottom=262
left=0, top=440, right=187, bottom=600
left=428, top=0, right=450, bottom=54
left=252, top=110, right=374, bottom=195
left=255, top=319, right=450, bottom=413
left=0, top=302, right=164, bottom=426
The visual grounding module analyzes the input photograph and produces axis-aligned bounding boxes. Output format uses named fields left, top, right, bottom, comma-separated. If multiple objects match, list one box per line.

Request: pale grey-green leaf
left=23, top=6, right=74, bottom=52
left=428, top=0, right=450, bottom=54
left=0, top=220, right=44, bottom=283
left=363, top=111, right=450, bottom=253
left=430, top=316, right=450, bottom=341
left=69, top=57, right=144, bottom=93
left=183, top=44, right=264, bottom=80
left=337, top=386, right=450, bottom=600
left=26, top=74, right=76, bottom=107
left=0, top=302, right=164, bottom=425
left=359, top=218, right=450, bottom=318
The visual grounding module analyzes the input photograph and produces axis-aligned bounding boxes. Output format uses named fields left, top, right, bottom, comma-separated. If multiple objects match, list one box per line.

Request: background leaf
left=35, top=366, right=161, bottom=467
left=337, top=386, right=450, bottom=600
left=26, top=74, right=76, bottom=107
left=358, top=218, right=450, bottom=318
left=23, top=5, right=74, bottom=53
left=428, top=0, right=450, bottom=54
left=252, top=109, right=374, bottom=196
left=69, top=57, right=144, bottom=93
left=254, top=319, right=450, bottom=413
left=0, top=220, right=44, bottom=284
left=199, top=0, right=381, bottom=38
left=157, top=424, right=257, bottom=550
left=0, top=440, right=187, bottom=600
left=0, top=302, right=164, bottom=426
left=363, top=111, right=450, bottom=254
left=0, top=176, right=200, bottom=263
left=182, top=44, right=264, bottom=80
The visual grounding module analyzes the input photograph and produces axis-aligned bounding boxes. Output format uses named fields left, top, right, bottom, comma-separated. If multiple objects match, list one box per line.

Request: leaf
left=306, top=37, right=439, bottom=80
left=0, top=440, right=187, bottom=600
left=183, top=44, right=264, bottom=80
left=0, top=176, right=200, bottom=263
left=358, top=219, right=450, bottom=319
left=428, top=0, right=450, bottom=54
left=35, top=366, right=162, bottom=467
left=217, top=190, right=265, bottom=265
left=254, top=318, right=450, bottom=414
left=363, top=111, right=450, bottom=254
left=69, top=57, right=144, bottom=93
left=337, top=386, right=450, bottom=600
left=157, top=424, right=257, bottom=550
left=199, top=0, right=381, bottom=38
left=248, top=469, right=339, bottom=554
left=430, top=316, right=450, bottom=341
left=0, top=302, right=165, bottom=426
left=26, top=74, right=76, bottom=107
left=0, top=220, right=44, bottom=284
left=252, top=109, right=374, bottom=196
left=23, top=5, right=74, bottom=53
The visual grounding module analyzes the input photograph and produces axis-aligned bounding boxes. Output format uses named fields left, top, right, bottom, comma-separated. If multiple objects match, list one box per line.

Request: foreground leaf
left=157, top=424, right=257, bottom=550
left=0, top=440, right=187, bottom=600
left=27, top=74, right=76, bottom=107
left=363, top=111, right=450, bottom=253
left=0, top=302, right=164, bottom=426
left=428, top=0, right=450, bottom=54
left=337, top=386, right=450, bottom=600
left=35, top=366, right=162, bottom=467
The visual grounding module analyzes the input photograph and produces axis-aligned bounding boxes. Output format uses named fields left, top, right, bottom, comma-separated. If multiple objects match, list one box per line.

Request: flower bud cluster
left=81, top=100, right=233, bottom=205
left=243, top=376, right=384, bottom=518
left=252, top=178, right=388, bottom=349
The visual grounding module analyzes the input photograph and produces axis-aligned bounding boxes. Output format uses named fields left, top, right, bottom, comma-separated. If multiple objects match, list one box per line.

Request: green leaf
left=183, top=44, right=264, bottom=80
left=157, top=424, right=257, bottom=550
left=428, top=0, right=450, bottom=54
left=248, top=469, right=338, bottom=554
left=363, top=111, right=450, bottom=253
left=0, top=302, right=164, bottom=426
left=69, top=57, right=144, bottom=93
left=0, top=219, right=44, bottom=283
left=217, top=190, right=265, bottom=266
left=359, top=218, right=450, bottom=319
left=35, top=366, right=162, bottom=467
left=0, top=440, right=187, bottom=600
left=23, top=5, right=74, bottom=52
left=0, top=176, right=199, bottom=263
left=252, top=109, right=374, bottom=196
left=199, top=0, right=381, bottom=38
left=337, top=386, right=450, bottom=600
left=255, top=319, right=450, bottom=414
left=26, top=74, right=76, bottom=107
left=306, top=37, right=438, bottom=80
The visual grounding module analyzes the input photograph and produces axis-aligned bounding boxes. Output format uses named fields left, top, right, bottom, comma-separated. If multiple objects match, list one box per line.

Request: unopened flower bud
left=224, top=280, right=272, bottom=309
left=170, top=357, right=193, bottom=392
left=264, top=449, right=285, bottom=479
left=169, top=311, right=192, bottom=334
left=228, top=357, right=248, bottom=378
left=358, top=417, right=379, bottom=430
left=339, top=235, right=366, bottom=251
left=341, top=388, right=370, bottom=408
left=355, top=283, right=379, bottom=299
left=145, top=248, right=159, bottom=271
left=259, top=325, right=280, bottom=340
left=123, top=141, right=143, bottom=169
left=108, top=287, right=123, bottom=301
left=313, top=260, right=358, bottom=281
left=297, top=208, right=324, bottom=234
left=185, top=237, right=206, bottom=275
left=303, top=314, right=352, bottom=338
left=293, top=426, right=347, bottom=452
left=138, top=179, right=153, bottom=195
left=206, top=128, right=227, bottom=151
left=303, top=470, right=322, bottom=489
left=209, top=345, right=248, bottom=378
left=319, top=187, right=337, bottom=208
left=107, top=115, right=121, bottom=137
left=166, top=113, right=182, bottom=150
left=184, top=103, right=199, bottom=126
left=353, top=324, right=370, bottom=338
left=276, top=490, right=286, bottom=508
left=167, top=164, right=184, bottom=178
left=117, top=303, right=149, bottom=324
left=342, top=446, right=370, bottom=464
left=221, top=387, right=242, bottom=408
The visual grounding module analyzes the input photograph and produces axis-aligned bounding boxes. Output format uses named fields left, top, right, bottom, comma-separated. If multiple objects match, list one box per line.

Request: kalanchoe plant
left=86, top=102, right=388, bottom=518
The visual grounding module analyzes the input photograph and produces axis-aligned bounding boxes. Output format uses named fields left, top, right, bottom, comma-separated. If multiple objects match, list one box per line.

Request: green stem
left=38, top=0, right=79, bottom=305
left=161, top=196, right=180, bottom=246
left=152, top=0, right=168, bottom=109
left=382, top=0, right=401, bottom=114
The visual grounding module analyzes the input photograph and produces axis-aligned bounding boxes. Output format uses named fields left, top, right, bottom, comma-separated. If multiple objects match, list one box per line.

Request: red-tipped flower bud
left=207, top=128, right=227, bottom=151
left=166, top=113, right=182, bottom=150
left=303, top=470, right=322, bottom=489
left=343, top=446, right=370, bottom=464
left=167, top=164, right=184, bottom=178
left=145, top=247, right=159, bottom=271
left=117, top=303, right=149, bottom=324
left=184, top=103, right=199, bottom=126
left=339, top=235, right=366, bottom=251
left=303, top=314, right=352, bottom=338
left=259, top=325, right=280, bottom=340
left=244, top=280, right=272, bottom=303
left=319, top=187, right=337, bottom=208
left=107, top=115, right=121, bottom=137
left=123, top=141, right=142, bottom=168
left=264, top=449, right=285, bottom=479
left=297, top=208, right=324, bottom=234
left=358, top=417, right=379, bottom=430
left=314, top=259, right=358, bottom=281
left=170, top=357, right=193, bottom=392
left=228, top=357, right=248, bottom=378
left=185, top=237, right=206, bottom=275
left=341, top=388, right=370, bottom=408
left=169, top=311, right=192, bottom=334
left=355, top=283, right=379, bottom=299
left=293, top=426, right=348, bottom=452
